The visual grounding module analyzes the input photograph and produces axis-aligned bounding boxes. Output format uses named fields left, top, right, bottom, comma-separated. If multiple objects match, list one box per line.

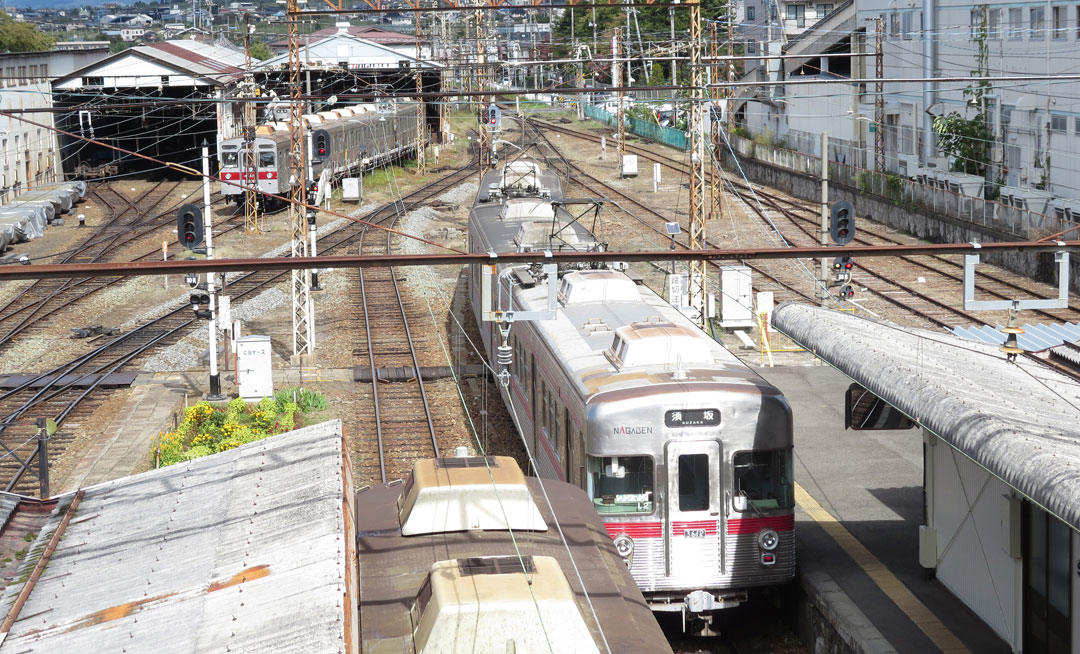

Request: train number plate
left=684, top=529, right=706, bottom=538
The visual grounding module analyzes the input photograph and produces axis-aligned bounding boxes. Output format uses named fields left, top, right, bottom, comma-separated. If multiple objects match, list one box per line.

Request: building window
left=83, top=76, right=103, bottom=86
left=1031, top=7, right=1045, bottom=40
left=747, top=5, right=755, bottom=20
left=787, top=4, right=805, bottom=28
left=890, top=12, right=900, bottom=36
left=971, top=8, right=983, bottom=39
left=40, top=64, right=47, bottom=81
left=1075, top=116, right=1080, bottom=134
left=1009, top=8, right=1023, bottom=39
left=902, top=11, right=913, bottom=39
left=816, top=3, right=832, bottom=18
left=988, top=8, right=1001, bottom=39
left=1051, top=113, right=1068, bottom=133
left=1053, top=6, right=1066, bottom=38
left=747, top=40, right=757, bottom=55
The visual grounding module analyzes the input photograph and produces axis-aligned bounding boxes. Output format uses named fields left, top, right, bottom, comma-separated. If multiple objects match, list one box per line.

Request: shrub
left=152, top=390, right=329, bottom=467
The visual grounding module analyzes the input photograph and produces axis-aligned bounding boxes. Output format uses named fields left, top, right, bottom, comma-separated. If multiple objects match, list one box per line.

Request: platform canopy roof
left=256, top=33, right=442, bottom=70
left=0, top=420, right=353, bottom=653
left=773, top=302, right=1080, bottom=532
left=53, top=40, right=245, bottom=90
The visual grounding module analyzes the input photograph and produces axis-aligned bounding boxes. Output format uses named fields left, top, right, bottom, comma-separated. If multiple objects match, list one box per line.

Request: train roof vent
left=397, top=455, right=547, bottom=535
left=412, top=556, right=601, bottom=654
left=583, top=317, right=611, bottom=334
left=502, top=199, right=552, bottom=221
left=558, top=270, right=641, bottom=305
left=605, top=322, right=715, bottom=369
left=514, top=220, right=589, bottom=249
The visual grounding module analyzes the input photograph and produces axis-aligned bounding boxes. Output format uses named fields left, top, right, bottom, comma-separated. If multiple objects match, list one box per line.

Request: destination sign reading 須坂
left=665, top=409, right=721, bottom=428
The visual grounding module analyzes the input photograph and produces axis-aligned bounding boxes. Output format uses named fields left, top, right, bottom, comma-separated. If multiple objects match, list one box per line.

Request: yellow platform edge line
left=795, top=482, right=970, bottom=654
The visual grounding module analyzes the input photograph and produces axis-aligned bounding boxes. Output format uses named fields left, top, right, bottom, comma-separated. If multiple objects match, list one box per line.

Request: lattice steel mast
left=614, top=27, right=625, bottom=158
left=708, top=21, right=722, bottom=222
left=288, top=0, right=312, bottom=356
left=475, top=5, right=490, bottom=174
left=687, top=0, right=707, bottom=322
left=243, top=21, right=258, bottom=233
left=874, top=17, right=885, bottom=172
left=414, top=7, right=426, bottom=174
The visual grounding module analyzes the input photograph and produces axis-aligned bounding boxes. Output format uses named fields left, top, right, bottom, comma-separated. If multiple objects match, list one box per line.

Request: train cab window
left=222, top=151, right=238, bottom=167
left=732, top=450, right=793, bottom=512
left=259, top=152, right=275, bottom=167
left=587, top=456, right=654, bottom=514
left=678, top=454, right=710, bottom=512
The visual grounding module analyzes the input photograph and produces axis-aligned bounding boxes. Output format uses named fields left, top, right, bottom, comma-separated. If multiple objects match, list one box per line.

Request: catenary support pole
left=202, top=142, right=224, bottom=400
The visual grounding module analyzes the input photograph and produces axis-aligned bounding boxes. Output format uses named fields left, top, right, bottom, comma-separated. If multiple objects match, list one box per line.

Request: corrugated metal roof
left=773, top=303, right=1080, bottom=532
left=136, top=40, right=244, bottom=78
left=0, top=420, right=350, bottom=653
left=951, top=321, right=1080, bottom=352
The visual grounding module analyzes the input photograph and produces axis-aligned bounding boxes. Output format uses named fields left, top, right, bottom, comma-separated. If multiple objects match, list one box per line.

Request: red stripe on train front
left=604, top=522, right=662, bottom=539
left=726, top=514, right=795, bottom=535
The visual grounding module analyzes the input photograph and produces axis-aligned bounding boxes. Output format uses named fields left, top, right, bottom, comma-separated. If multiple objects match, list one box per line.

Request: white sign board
left=621, top=154, right=639, bottom=177
left=236, top=334, right=273, bottom=401
left=667, top=272, right=688, bottom=308
left=342, top=178, right=361, bottom=201
left=217, top=295, right=230, bottom=327
left=720, top=265, right=755, bottom=328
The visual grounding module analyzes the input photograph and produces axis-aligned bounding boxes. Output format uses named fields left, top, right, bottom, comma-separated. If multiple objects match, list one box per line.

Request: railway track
left=0, top=166, right=477, bottom=494
left=0, top=182, right=233, bottom=351
left=524, top=116, right=1080, bottom=331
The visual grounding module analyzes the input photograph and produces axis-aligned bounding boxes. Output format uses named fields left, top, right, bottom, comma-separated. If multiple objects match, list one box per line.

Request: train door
left=665, top=441, right=721, bottom=579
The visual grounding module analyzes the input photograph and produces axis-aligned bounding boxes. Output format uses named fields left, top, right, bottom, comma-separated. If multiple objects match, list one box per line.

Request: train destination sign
left=665, top=409, right=721, bottom=428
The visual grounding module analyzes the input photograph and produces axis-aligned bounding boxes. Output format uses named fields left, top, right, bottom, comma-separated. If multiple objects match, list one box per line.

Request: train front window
left=259, top=152, right=274, bottom=167
left=222, top=151, right=238, bottom=167
left=588, top=456, right=654, bottom=514
left=732, top=450, right=792, bottom=512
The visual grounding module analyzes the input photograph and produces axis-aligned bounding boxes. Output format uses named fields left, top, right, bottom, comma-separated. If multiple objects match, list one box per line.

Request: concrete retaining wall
left=722, top=150, right=1080, bottom=292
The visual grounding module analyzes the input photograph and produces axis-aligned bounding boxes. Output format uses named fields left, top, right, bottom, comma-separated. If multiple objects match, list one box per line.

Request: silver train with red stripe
left=467, top=160, right=795, bottom=633
left=217, top=103, right=416, bottom=208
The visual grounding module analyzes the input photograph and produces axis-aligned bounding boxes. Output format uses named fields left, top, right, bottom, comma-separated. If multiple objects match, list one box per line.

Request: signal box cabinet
left=236, top=335, right=273, bottom=401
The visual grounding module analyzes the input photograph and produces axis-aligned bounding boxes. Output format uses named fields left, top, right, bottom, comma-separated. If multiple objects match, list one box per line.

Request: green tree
left=0, top=11, right=55, bottom=52
left=250, top=40, right=272, bottom=61
left=552, top=0, right=730, bottom=85
left=932, top=5, right=992, bottom=179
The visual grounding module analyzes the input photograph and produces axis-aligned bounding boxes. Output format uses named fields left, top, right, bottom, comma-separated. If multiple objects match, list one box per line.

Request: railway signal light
left=829, top=200, right=855, bottom=245
left=838, top=285, right=855, bottom=300
left=306, top=181, right=318, bottom=206
left=313, top=129, right=330, bottom=159
left=832, top=256, right=854, bottom=284
left=176, top=204, right=203, bottom=249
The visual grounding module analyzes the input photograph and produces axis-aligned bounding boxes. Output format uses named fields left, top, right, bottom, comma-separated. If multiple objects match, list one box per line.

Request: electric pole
left=475, top=5, right=490, bottom=175
left=874, top=17, right=885, bottom=172
left=243, top=20, right=258, bottom=233
left=287, top=0, right=312, bottom=357
left=414, top=8, right=426, bottom=174
left=708, top=21, right=722, bottom=223
left=614, top=28, right=625, bottom=158
left=688, top=0, right=707, bottom=324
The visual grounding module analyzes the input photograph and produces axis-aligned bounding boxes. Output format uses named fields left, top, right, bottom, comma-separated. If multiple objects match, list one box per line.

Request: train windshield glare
left=259, top=152, right=274, bottom=167
left=588, top=456, right=654, bottom=514
left=222, top=151, right=238, bottom=167
left=732, top=450, right=793, bottom=512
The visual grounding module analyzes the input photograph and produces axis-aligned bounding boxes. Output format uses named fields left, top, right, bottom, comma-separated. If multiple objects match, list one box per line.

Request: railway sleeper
left=354, top=365, right=488, bottom=384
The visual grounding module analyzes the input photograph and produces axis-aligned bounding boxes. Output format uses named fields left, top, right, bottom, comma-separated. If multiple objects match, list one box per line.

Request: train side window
left=732, top=450, right=793, bottom=512
left=259, top=152, right=274, bottom=167
left=222, top=151, right=238, bottom=167
left=678, top=454, right=710, bottom=512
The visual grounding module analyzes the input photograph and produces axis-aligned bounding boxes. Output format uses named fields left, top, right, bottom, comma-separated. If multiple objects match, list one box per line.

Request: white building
left=0, top=48, right=109, bottom=201
left=737, top=0, right=1080, bottom=209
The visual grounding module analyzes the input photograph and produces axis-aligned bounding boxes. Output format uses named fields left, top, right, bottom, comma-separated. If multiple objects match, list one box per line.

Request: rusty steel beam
left=1, top=242, right=1075, bottom=282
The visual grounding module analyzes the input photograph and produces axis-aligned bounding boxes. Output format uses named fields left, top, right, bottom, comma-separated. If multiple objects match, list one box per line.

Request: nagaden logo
left=613, top=425, right=653, bottom=435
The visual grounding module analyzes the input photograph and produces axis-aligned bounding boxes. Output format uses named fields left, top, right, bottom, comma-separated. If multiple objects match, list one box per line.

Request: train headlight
left=613, top=533, right=634, bottom=568
left=757, top=529, right=779, bottom=551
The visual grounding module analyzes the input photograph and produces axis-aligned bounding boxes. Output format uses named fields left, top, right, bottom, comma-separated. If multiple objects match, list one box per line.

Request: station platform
left=757, top=362, right=1011, bottom=654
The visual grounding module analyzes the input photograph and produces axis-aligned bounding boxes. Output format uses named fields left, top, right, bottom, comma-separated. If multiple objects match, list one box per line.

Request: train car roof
left=513, top=268, right=771, bottom=398
left=356, top=477, right=673, bottom=654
